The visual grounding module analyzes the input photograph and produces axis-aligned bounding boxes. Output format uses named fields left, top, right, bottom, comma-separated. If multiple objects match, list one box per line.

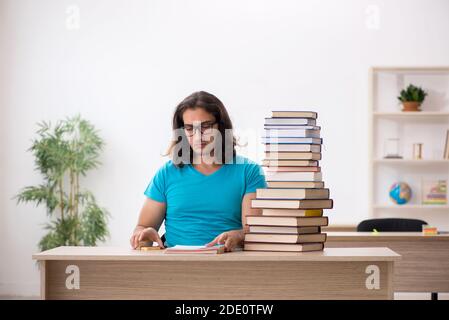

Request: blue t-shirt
left=143, top=154, right=267, bottom=247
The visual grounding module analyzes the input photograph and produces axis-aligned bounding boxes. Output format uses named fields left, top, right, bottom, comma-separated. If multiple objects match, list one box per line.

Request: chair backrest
left=357, top=218, right=428, bottom=232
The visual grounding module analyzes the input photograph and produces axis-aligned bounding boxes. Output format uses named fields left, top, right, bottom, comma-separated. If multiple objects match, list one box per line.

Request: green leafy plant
left=14, top=115, right=109, bottom=251
left=397, top=84, right=428, bottom=103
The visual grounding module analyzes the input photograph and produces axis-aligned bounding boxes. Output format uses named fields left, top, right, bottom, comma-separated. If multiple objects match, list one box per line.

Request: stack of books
left=244, top=110, right=333, bottom=252
left=422, top=180, right=447, bottom=205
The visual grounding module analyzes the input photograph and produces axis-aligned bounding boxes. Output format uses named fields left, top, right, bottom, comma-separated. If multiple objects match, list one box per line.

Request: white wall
left=1, top=0, right=449, bottom=297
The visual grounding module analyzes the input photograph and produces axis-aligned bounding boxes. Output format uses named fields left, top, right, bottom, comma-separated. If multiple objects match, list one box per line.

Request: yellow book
left=262, top=208, right=323, bottom=217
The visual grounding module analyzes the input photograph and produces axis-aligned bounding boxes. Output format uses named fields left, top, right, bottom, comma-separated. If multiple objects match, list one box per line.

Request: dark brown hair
left=164, top=91, right=237, bottom=167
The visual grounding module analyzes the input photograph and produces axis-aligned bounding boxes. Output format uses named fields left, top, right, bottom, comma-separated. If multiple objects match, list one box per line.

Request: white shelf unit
left=373, top=205, right=449, bottom=210
left=369, top=66, right=449, bottom=230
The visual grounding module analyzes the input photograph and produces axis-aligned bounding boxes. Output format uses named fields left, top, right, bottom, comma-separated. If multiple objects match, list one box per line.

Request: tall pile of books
left=244, top=110, right=333, bottom=252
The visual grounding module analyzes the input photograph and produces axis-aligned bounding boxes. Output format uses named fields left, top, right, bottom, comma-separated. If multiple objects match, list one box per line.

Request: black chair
left=357, top=218, right=428, bottom=232
left=357, top=218, right=439, bottom=299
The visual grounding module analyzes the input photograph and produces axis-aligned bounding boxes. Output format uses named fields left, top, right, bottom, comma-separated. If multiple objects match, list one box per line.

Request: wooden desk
left=326, top=232, right=449, bottom=294
left=33, top=246, right=400, bottom=300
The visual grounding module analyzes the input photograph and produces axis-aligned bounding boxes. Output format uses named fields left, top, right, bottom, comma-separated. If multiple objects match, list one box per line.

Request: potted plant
left=14, top=115, right=109, bottom=251
left=397, top=84, right=428, bottom=112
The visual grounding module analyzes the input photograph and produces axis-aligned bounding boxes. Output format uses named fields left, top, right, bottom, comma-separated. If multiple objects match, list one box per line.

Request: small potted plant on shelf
left=397, top=84, right=428, bottom=112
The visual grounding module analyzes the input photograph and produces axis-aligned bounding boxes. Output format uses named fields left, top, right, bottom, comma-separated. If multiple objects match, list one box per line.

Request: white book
left=261, top=137, right=322, bottom=144
left=265, top=118, right=316, bottom=126
left=264, top=152, right=321, bottom=160
left=264, top=129, right=320, bottom=138
left=265, top=171, right=322, bottom=182
left=264, top=125, right=320, bottom=130
left=248, top=225, right=320, bottom=234
left=265, top=144, right=321, bottom=152
left=164, top=244, right=226, bottom=254
left=256, top=188, right=329, bottom=199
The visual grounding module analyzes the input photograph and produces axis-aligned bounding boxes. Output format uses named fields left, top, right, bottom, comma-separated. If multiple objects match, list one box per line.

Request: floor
left=1, top=293, right=449, bottom=300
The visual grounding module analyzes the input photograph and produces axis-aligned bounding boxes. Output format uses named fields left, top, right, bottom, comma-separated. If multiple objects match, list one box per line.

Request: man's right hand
left=130, top=227, right=165, bottom=249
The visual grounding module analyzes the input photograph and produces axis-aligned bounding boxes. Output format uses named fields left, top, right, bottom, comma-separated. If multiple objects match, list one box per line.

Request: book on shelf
left=243, top=242, right=324, bottom=252
left=256, top=188, right=330, bottom=200
left=246, top=215, right=329, bottom=227
left=261, top=208, right=323, bottom=217
left=271, top=111, right=318, bottom=119
left=245, top=233, right=327, bottom=244
left=422, top=180, right=447, bottom=205
left=247, top=225, right=321, bottom=234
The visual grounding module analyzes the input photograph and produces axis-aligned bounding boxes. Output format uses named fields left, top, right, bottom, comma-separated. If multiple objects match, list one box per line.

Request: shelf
left=374, top=159, right=449, bottom=165
left=374, top=205, right=449, bottom=210
left=370, top=66, right=449, bottom=227
left=372, top=67, right=449, bottom=75
left=373, top=111, right=449, bottom=118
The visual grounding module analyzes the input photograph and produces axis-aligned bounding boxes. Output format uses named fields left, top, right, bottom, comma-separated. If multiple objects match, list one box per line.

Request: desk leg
left=39, top=261, right=47, bottom=300
left=387, top=261, right=394, bottom=300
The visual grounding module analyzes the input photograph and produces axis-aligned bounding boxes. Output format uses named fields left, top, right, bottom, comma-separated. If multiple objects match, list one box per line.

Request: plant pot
left=402, top=101, right=421, bottom=112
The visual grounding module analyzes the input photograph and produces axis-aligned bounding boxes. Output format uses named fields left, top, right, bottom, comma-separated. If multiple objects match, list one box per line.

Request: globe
left=389, top=182, right=412, bottom=205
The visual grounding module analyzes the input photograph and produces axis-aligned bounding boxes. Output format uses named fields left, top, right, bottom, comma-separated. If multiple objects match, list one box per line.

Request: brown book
left=264, top=152, right=321, bottom=160
left=262, top=160, right=319, bottom=167
left=271, top=111, right=318, bottom=119
left=265, top=166, right=321, bottom=172
left=267, top=181, right=325, bottom=188
left=251, top=199, right=333, bottom=209
left=244, top=242, right=324, bottom=252
left=248, top=225, right=320, bottom=234
left=245, top=233, right=327, bottom=243
left=256, top=188, right=329, bottom=200
left=137, top=241, right=161, bottom=250
left=246, top=215, right=329, bottom=227
left=262, top=208, right=323, bottom=217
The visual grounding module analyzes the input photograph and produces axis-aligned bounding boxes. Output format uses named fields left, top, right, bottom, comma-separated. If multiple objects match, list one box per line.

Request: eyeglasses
left=182, top=121, right=217, bottom=137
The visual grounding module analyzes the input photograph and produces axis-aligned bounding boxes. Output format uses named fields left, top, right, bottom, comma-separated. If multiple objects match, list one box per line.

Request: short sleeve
left=144, top=164, right=167, bottom=203
left=245, top=163, right=267, bottom=194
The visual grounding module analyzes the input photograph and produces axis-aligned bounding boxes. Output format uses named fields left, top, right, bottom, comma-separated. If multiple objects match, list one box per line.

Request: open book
left=164, top=244, right=226, bottom=254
